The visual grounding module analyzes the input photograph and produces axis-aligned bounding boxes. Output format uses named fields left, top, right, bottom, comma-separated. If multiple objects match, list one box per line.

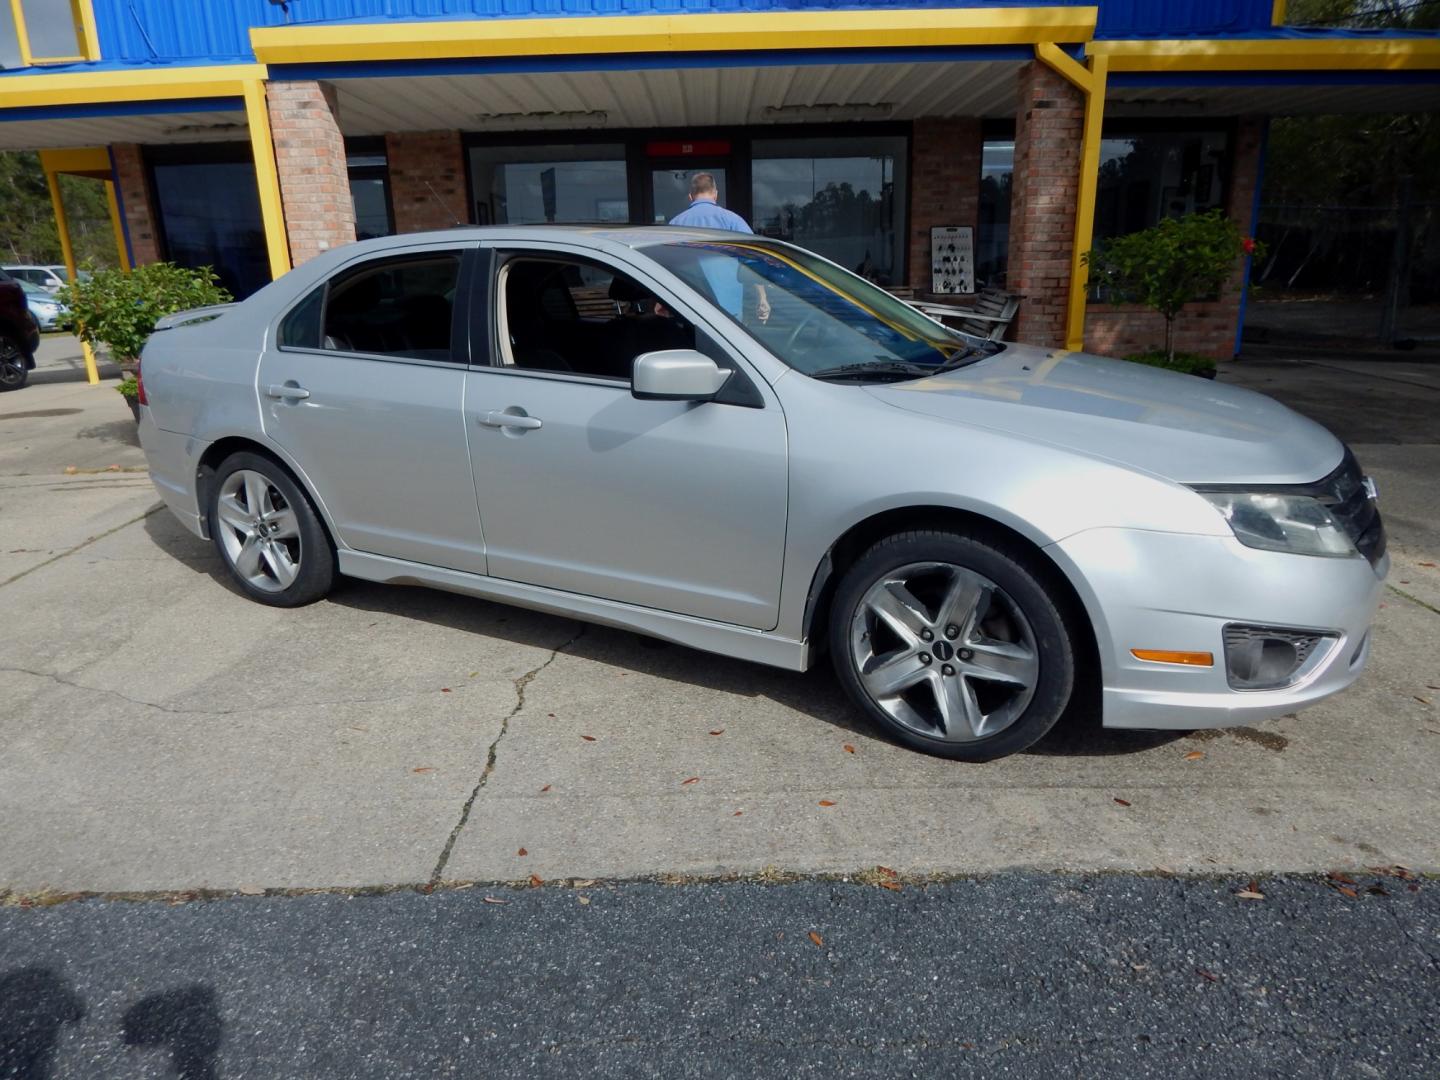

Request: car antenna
left=424, top=180, right=465, bottom=227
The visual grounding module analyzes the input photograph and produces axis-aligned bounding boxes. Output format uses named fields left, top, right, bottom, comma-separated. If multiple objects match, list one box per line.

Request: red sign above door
left=646, top=140, right=732, bottom=158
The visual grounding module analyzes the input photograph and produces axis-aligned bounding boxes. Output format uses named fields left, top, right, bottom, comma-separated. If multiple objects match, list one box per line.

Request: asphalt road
left=2, top=874, right=1436, bottom=1079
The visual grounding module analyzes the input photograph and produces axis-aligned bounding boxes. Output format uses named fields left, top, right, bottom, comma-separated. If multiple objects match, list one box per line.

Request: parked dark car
left=0, top=268, right=41, bottom=391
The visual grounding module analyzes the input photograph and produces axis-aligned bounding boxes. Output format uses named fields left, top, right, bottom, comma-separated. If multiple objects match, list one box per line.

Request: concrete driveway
left=2, top=360, right=1438, bottom=896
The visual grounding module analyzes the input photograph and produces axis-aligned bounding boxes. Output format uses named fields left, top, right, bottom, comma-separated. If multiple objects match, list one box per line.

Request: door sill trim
left=337, top=551, right=810, bottom=672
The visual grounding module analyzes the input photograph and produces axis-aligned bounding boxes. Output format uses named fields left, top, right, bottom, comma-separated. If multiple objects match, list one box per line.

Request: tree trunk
left=1165, top=314, right=1176, bottom=364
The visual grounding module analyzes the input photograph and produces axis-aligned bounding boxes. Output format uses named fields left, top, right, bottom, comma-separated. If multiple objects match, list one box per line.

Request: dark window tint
left=322, top=254, right=461, bottom=361
left=977, top=140, right=1013, bottom=288
left=279, top=285, right=324, bottom=350
left=1094, top=129, right=1229, bottom=242
left=151, top=158, right=268, bottom=300
left=500, top=256, right=694, bottom=382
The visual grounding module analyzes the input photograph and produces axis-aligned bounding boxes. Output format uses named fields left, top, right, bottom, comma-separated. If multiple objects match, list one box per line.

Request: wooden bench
left=890, top=286, right=1021, bottom=342
left=569, top=285, right=619, bottom=319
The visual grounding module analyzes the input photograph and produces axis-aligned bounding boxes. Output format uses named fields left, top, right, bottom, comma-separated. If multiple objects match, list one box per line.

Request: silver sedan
left=136, top=227, right=1386, bottom=761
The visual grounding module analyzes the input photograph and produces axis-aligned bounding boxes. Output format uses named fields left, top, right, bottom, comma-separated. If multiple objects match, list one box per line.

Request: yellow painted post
left=1065, top=54, right=1108, bottom=353
left=7, top=0, right=33, bottom=66
left=104, top=180, right=130, bottom=271
left=1272, top=1, right=1287, bottom=26
left=43, top=165, right=100, bottom=385
left=242, top=79, right=291, bottom=280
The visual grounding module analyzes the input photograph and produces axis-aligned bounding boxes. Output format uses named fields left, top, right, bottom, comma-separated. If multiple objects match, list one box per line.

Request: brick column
left=109, top=143, right=162, bottom=266
left=1007, top=61, right=1085, bottom=348
left=386, top=131, right=468, bottom=233
left=908, top=117, right=982, bottom=296
left=266, top=80, right=355, bottom=266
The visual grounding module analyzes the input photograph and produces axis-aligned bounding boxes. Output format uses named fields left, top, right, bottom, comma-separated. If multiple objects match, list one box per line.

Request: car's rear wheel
left=0, top=332, right=29, bottom=391
left=207, top=452, right=334, bottom=607
left=829, top=529, right=1075, bottom=761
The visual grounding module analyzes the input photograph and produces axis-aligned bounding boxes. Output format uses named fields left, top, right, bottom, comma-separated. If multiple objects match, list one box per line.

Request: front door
left=463, top=244, right=788, bottom=630
left=257, top=243, right=487, bottom=574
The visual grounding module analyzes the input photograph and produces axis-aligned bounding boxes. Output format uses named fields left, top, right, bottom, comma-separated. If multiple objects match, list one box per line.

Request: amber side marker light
left=1131, top=649, right=1214, bottom=667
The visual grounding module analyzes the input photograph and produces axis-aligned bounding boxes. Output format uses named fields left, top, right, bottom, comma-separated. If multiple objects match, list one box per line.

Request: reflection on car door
left=256, top=243, right=487, bottom=574
left=463, top=247, right=788, bottom=630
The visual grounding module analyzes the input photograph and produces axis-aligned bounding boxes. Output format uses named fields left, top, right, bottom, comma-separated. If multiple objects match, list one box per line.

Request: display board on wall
left=930, top=226, right=974, bottom=295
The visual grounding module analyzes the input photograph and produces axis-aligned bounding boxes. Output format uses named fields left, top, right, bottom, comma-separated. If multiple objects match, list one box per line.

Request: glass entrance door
left=648, top=164, right=730, bottom=225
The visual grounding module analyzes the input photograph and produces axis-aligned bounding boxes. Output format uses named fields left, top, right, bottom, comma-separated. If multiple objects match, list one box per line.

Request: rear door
left=257, top=242, right=487, bottom=574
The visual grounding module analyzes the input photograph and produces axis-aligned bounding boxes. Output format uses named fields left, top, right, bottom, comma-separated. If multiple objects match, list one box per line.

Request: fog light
left=1223, top=624, right=1333, bottom=690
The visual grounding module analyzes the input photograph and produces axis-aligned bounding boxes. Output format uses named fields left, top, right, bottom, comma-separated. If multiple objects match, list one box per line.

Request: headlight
left=1198, top=491, right=1357, bottom=558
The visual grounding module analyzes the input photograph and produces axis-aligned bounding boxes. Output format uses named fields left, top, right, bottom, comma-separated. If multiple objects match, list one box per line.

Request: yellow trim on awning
left=1090, top=37, right=1440, bottom=73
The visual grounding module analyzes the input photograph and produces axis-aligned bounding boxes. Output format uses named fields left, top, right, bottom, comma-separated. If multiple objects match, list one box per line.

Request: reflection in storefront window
left=751, top=137, right=907, bottom=287
left=469, top=144, right=628, bottom=225
left=1094, top=129, right=1230, bottom=241
left=151, top=157, right=268, bottom=300
left=977, top=140, right=1013, bottom=288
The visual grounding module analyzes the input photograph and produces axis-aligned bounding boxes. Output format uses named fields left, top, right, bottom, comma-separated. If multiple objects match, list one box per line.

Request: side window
left=320, top=253, right=461, bottom=361
left=279, top=285, right=324, bottom=350
left=497, top=256, right=695, bottom=382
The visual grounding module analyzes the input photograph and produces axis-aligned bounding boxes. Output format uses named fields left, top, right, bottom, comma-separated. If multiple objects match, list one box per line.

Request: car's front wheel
left=0, top=331, right=29, bottom=391
left=830, top=529, right=1076, bottom=761
left=207, top=451, right=335, bottom=607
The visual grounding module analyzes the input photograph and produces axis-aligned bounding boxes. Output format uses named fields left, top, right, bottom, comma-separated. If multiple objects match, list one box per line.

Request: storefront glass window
left=469, top=144, right=628, bottom=225
left=977, top=140, right=1014, bottom=287
left=750, top=136, right=907, bottom=287
left=347, top=142, right=393, bottom=240
left=150, top=156, right=269, bottom=300
left=1094, top=129, right=1230, bottom=241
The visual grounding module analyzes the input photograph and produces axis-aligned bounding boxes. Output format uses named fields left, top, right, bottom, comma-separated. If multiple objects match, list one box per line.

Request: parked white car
left=2, top=264, right=89, bottom=293
left=17, top=280, right=66, bottom=330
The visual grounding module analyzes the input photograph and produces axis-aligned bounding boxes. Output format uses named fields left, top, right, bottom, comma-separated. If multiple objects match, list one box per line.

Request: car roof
left=349, top=224, right=771, bottom=253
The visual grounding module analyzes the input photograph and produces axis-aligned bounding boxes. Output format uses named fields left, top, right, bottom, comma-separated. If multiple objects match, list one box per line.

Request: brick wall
left=908, top=117, right=982, bottom=297
left=1085, top=115, right=1266, bottom=360
left=109, top=143, right=161, bottom=266
left=1007, top=61, right=1085, bottom=348
left=386, top=131, right=468, bottom=233
left=267, top=80, right=355, bottom=266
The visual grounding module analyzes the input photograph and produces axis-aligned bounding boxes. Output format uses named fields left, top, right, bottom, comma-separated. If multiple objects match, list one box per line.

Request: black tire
left=0, top=331, right=29, bottom=391
left=829, top=529, right=1076, bottom=762
left=206, top=451, right=335, bottom=607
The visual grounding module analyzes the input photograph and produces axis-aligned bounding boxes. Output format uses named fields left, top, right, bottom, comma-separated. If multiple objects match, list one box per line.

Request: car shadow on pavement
left=143, top=511, right=1182, bottom=759
left=0, top=966, right=85, bottom=1080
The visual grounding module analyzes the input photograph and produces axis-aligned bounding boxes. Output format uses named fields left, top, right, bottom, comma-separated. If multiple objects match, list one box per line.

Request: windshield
left=645, top=238, right=996, bottom=379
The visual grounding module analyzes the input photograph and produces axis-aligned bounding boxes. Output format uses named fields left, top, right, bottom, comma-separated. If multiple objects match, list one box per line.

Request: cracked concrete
left=3, top=369, right=1440, bottom=893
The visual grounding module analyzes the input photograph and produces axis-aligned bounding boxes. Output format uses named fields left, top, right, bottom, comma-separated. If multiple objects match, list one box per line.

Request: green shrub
left=1084, top=210, right=1262, bottom=365
left=1124, top=350, right=1217, bottom=377
left=58, top=263, right=231, bottom=364
left=116, top=373, right=139, bottom=400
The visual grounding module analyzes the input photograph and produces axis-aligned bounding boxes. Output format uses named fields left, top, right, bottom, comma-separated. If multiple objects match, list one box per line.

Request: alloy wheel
left=0, top=338, right=25, bottom=388
left=848, top=561, right=1039, bottom=742
left=215, top=469, right=303, bottom=593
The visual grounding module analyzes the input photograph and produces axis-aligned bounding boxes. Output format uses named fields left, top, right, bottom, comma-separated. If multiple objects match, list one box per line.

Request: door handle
left=265, top=382, right=311, bottom=401
left=479, top=409, right=542, bottom=431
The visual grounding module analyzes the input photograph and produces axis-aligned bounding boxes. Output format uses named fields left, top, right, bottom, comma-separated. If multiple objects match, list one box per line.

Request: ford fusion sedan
left=136, top=227, right=1386, bottom=761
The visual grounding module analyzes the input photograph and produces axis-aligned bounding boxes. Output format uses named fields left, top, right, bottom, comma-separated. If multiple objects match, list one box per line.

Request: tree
left=1084, top=210, right=1260, bottom=365
left=0, top=151, right=119, bottom=268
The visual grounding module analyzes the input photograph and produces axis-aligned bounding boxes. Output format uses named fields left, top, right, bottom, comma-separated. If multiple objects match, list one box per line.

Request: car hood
left=864, top=343, right=1343, bottom=485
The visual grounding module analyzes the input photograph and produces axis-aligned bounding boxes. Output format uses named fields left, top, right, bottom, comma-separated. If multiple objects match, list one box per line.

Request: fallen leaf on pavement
left=1155, top=865, right=1175, bottom=875
left=1420, top=562, right=1437, bottom=568
left=681, top=776, right=700, bottom=785
left=733, top=811, right=743, bottom=817
left=878, top=866, right=898, bottom=879
left=482, top=896, right=508, bottom=905
left=878, top=880, right=901, bottom=892
left=1327, top=871, right=1358, bottom=886
left=1416, top=697, right=1432, bottom=705
left=581, top=735, right=596, bottom=742
left=709, top=729, right=725, bottom=736
left=540, top=784, right=551, bottom=792
left=843, top=744, right=856, bottom=754
left=411, top=767, right=434, bottom=774
left=529, top=874, right=543, bottom=887
left=236, top=885, right=264, bottom=896
left=469, top=671, right=478, bottom=677
left=517, top=848, right=527, bottom=857
left=1113, top=797, right=1132, bottom=807
left=808, top=931, right=824, bottom=947
left=818, top=800, right=837, bottom=807
left=440, top=688, right=452, bottom=694
left=1366, top=884, right=1389, bottom=896
left=1184, top=751, right=1205, bottom=761
left=1196, top=968, right=1220, bottom=983
left=577, top=895, right=591, bottom=905
left=1236, top=890, right=1265, bottom=901
left=1335, top=885, right=1359, bottom=899
left=575, top=879, right=597, bottom=887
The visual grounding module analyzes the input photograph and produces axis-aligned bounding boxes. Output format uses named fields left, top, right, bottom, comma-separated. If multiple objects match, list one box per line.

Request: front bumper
left=1049, top=528, right=1387, bottom=730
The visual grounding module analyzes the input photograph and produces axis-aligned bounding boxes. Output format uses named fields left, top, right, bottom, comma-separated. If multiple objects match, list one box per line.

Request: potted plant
left=58, top=263, right=231, bottom=418
left=1084, top=209, right=1263, bottom=378
left=116, top=373, right=141, bottom=421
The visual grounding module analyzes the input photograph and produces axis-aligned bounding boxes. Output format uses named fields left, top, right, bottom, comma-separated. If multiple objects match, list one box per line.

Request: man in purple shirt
left=667, top=173, right=770, bottom=323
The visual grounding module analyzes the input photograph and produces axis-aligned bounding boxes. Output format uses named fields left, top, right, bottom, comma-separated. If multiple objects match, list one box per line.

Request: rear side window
left=279, top=285, right=324, bottom=349
left=279, top=252, right=462, bottom=362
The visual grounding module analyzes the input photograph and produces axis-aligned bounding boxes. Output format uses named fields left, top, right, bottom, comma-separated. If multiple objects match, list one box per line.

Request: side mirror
left=632, top=349, right=732, bottom=402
